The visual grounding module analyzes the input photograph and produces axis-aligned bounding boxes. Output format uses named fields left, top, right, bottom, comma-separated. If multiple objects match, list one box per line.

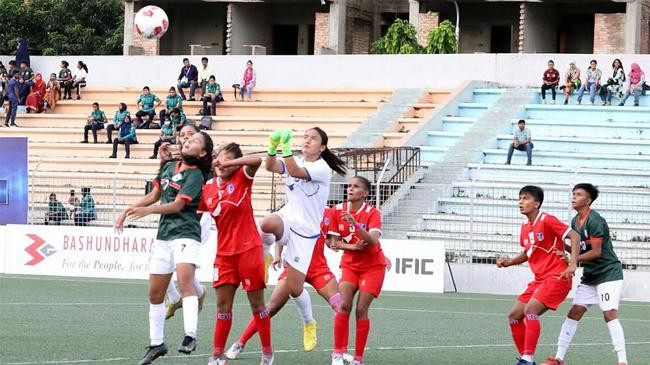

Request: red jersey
left=520, top=211, right=571, bottom=279
left=198, top=167, right=261, bottom=256
left=307, top=207, right=333, bottom=272
left=329, top=202, right=385, bottom=270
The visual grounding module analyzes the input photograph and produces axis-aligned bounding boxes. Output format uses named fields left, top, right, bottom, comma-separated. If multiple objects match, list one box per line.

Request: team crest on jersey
left=359, top=223, right=367, bottom=230
left=323, top=217, right=330, bottom=225
left=226, top=183, right=235, bottom=194
left=207, top=198, right=213, bottom=206
left=537, top=232, right=544, bottom=241
left=172, top=173, right=182, bottom=182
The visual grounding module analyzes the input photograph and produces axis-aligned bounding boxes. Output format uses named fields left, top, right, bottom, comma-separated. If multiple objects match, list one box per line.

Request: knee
left=603, top=309, right=618, bottom=322
left=567, top=306, right=586, bottom=321
left=355, top=304, right=369, bottom=319
left=338, top=300, right=353, bottom=315
left=149, top=290, right=165, bottom=304
left=508, top=309, right=523, bottom=321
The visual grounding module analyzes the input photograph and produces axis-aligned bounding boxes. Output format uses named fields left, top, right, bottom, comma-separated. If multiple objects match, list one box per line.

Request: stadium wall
left=2, top=54, right=648, bottom=89
left=447, top=264, right=650, bottom=303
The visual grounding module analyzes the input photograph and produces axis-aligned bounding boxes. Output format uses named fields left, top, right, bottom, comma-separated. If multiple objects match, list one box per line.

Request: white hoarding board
left=4, top=226, right=445, bottom=293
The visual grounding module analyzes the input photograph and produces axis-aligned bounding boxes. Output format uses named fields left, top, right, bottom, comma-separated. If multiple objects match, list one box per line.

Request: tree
left=425, top=20, right=458, bottom=54
left=0, top=0, right=123, bottom=56
left=371, top=19, right=423, bottom=54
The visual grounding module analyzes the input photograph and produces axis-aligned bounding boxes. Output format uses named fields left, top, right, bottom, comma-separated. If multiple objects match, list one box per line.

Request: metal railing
left=268, top=147, right=422, bottom=211
left=404, top=174, right=650, bottom=271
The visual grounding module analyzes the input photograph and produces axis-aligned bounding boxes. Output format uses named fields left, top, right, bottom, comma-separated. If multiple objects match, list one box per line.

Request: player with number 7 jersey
left=198, top=143, right=274, bottom=365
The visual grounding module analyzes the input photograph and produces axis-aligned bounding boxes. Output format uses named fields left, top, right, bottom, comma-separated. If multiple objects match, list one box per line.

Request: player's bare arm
left=559, top=229, right=581, bottom=279
left=340, top=211, right=380, bottom=246
left=577, top=237, right=603, bottom=262
left=497, top=250, right=528, bottom=268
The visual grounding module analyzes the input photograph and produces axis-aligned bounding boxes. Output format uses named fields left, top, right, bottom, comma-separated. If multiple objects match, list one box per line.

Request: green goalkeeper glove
left=280, top=129, right=293, bottom=157
left=267, top=129, right=282, bottom=156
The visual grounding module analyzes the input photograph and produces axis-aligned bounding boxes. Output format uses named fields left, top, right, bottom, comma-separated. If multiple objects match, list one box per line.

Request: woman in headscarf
left=562, top=61, right=581, bottom=105
left=26, top=73, right=46, bottom=113
left=14, top=37, right=30, bottom=67
left=619, top=63, right=645, bottom=107
left=239, top=60, right=256, bottom=101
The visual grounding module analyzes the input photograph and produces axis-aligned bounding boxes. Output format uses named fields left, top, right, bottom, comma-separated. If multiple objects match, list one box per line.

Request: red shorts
left=518, top=276, right=572, bottom=310
left=279, top=265, right=336, bottom=291
left=213, top=246, right=266, bottom=292
left=340, top=266, right=385, bottom=298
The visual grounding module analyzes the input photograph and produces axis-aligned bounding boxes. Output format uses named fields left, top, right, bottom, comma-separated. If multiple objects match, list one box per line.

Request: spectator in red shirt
left=541, top=60, right=560, bottom=104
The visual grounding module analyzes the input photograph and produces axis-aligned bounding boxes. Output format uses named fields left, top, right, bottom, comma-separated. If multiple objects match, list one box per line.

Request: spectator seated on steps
left=135, top=86, right=161, bottom=129
left=81, top=102, right=107, bottom=144
left=109, top=115, right=138, bottom=159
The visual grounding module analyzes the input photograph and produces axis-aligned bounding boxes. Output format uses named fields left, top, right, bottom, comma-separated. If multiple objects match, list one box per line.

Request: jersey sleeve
left=587, top=215, right=607, bottom=243
left=544, top=214, right=571, bottom=240
left=304, top=159, right=331, bottom=183
left=328, top=208, right=341, bottom=236
left=366, top=208, right=382, bottom=235
left=177, top=169, right=204, bottom=204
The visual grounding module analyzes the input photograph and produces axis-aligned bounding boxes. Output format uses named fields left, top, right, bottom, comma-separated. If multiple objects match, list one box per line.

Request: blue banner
left=0, top=137, right=28, bottom=224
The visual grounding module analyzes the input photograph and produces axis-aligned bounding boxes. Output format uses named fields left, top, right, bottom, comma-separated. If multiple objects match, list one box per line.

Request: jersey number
left=181, top=244, right=186, bottom=252
left=601, top=293, right=610, bottom=302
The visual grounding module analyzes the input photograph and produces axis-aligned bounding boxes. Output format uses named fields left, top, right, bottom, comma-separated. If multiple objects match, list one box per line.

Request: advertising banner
left=0, top=137, right=28, bottom=224
left=3, top=226, right=445, bottom=293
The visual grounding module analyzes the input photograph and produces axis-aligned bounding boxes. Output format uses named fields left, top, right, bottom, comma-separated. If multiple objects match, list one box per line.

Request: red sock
left=333, top=312, right=350, bottom=353
left=238, top=316, right=258, bottom=346
left=213, top=312, right=233, bottom=356
left=354, top=319, right=370, bottom=362
left=254, top=308, right=272, bottom=354
left=509, top=319, right=526, bottom=355
left=523, top=314, right=541, bottom=356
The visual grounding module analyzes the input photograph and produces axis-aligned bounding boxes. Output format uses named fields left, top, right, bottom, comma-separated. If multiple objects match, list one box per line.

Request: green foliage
left=425, top=20, right=458, bottom=54
left=0, top=0, right=123, bottom=55
left=371, top=19, right=423, bottom=54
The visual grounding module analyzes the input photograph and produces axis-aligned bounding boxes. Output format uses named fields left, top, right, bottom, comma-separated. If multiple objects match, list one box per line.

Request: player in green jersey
left=115, top=131, right=214, bottom=365
left=542, top=183, right=627, bottom=365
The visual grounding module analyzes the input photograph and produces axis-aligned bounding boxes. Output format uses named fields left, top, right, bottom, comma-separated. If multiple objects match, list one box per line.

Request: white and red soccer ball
left=134, top=5, right=169, bottom=39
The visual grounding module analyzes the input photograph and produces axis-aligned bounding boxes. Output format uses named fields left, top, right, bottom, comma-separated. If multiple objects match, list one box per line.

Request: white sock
left=291, top=289, right=314, bottom=324
left=555, top=317, right=578, bottom=360
left=193, top=277, right=204, bottom=297
left=149, top=303, right=166, bottom=346
left=607, top=319, right=627, bottom=364
left=166, top=281, right=181, bottom=304
left=182, top=296, right=199, bottom=338
left=522, top=354, right=534, bottom=362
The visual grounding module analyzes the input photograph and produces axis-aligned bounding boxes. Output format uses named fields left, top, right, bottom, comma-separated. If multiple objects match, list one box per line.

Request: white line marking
left=1, top=302, right=648, bottom=323
left=2, top=274, right=649, bottom=308
left=7, top=342, right=650, bottom=364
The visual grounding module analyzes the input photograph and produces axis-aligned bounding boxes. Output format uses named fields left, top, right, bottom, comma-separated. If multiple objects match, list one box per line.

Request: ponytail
left=310, top=126, right=347, bottom=176
left=196, top=131, right=214, bottom=181
left=321, top=147, right=347, bottom=176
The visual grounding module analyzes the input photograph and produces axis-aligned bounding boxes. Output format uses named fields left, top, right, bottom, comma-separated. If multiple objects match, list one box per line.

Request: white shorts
left=150, top=238, right=201, bottom=275
left=277, top=214, right=318, bottom=275
left=572, top=280, right=623, bottom=312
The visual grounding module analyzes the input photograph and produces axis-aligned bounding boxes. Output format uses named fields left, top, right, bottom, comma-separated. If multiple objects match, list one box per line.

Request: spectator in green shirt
left=136, top=86, right=161, bottom=129
left=106, top=103, right=130, bottom=144
left=81, top=102, right=107, bottom=144
left=74, top=187, right=97, bottom=226
left=109, top=115, right=138, bottom=159
left=150, top=117, right=177, bottom=159
left=19, top=61, right=34, bottom=87
left=45, top=193, right=68, bottom=225
left=201, top=75, right=222, bottom=116
left=159, top=86, right=183, bottom=123
left=170, top=107, right=188, bottom=130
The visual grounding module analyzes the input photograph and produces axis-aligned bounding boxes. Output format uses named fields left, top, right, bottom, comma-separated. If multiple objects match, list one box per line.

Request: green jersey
left=153, top=161, right=204, bottom=241
left=572, top=209, right=623, bottom=285
left=165, top=94, right=183, bottom=110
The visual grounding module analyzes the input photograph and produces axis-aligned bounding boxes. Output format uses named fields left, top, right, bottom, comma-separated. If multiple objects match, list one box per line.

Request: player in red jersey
left=224, top=207, right=342, bottom=359
left=497, top=185, right=581, bottom=365
left=198, top=143, right=273, bottom=365
left=329, top=176, right=386, bottom=365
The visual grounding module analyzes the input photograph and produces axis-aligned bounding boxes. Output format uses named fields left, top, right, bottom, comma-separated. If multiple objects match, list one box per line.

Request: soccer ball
left=134, top=5, right=169, bottom=39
